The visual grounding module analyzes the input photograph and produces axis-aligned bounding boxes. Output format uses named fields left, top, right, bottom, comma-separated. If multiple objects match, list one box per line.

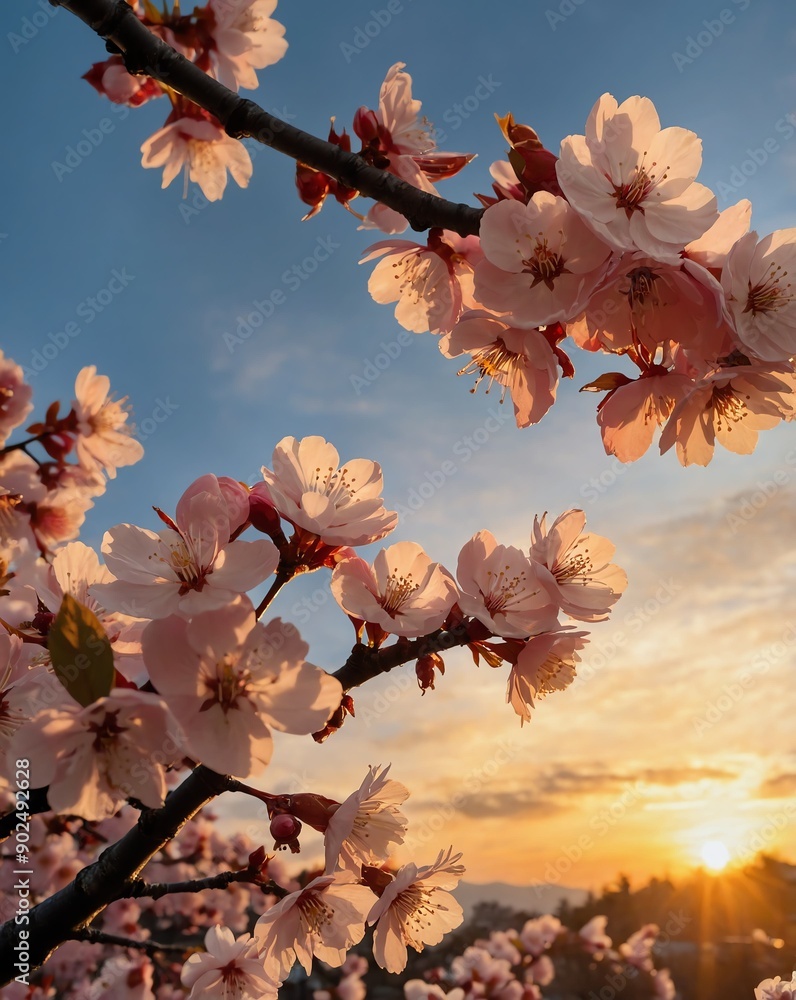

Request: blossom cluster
left=0, top=365, right=627, bottom=992
left=352, top=89, right=796, bottom=466
left=83, top=0, right=288, bottom=200
left=378, top=912, right=678, bottom=1000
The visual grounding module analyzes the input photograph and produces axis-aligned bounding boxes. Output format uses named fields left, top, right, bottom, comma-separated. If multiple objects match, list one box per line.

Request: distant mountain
left=453, top=881, right=588, bottom=919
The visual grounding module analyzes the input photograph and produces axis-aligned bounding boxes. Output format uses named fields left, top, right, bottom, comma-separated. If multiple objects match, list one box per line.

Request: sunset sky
left=4, top=0, right=796, bottom=893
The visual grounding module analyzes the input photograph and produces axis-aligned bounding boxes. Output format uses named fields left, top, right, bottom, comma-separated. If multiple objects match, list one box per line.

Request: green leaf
left=48, top=594, right=114, bottom=707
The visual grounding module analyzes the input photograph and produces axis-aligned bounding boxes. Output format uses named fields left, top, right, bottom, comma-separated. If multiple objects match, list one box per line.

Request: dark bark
left=51, top=0, right=484, bottom=236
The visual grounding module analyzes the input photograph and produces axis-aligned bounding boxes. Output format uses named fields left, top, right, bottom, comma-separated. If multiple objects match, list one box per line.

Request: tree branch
left=69, top=927, right=190, bottom=956
left=333, top=622, right=471, bottom=692
left=51, top=0, right=484, bottom=237
left=0, top=765, right=230, bottom=984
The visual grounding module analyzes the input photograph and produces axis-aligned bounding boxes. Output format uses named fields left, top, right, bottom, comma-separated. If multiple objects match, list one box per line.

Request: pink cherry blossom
left=90, top=954, right=156, bottom=1000
left=652, top=968, right=676, bottom=1000
left=756, top=974, right=796, bottom=1000
left=722, top=228, right=796, bottom=361
left=96, top=474, right=278, bottom=618
left=0, top=352, right=33, bottom=447
left=659, top=362, right=796, bottom=466
left=440, top=312, right=559, bottom=428
left=475, top=194, right=612, bottom=327
left=368, top=847, right=465, bottom=974
left=354, top=63, right=474, bottom=234
left=457, top=530, right=559, bottom=639
left=141, top=111, right=252, bottom=202
left=142, top=602, right=342, bottom=777
left=557, top=93, right=718, bottom=262
left=520, top=915, right=562, bottom=956
left=684, top=199, right=752, bottom=272
left=181, top=925, right=278, bottom=1000
left=206, top=0, right=287, bottom=91
left=13, top=688, right=174, bottom=821
left=619, top=924, right=659, bottom=971
left=0, top=633, right=46, bottom=755
left=530, top=510, right=627, bottom=622
left=361, top=229, right=482, bottom=335
left=507, top=630, right=589, bottom=725
left=579, top=915, right=612, bottom=953
left=38, top=541, right=145, bottom=673
left=324, top=763, right=410, bottom=875
left=254, top=872, right=375, bottom=978
left=84, top=55, right=163, bottom=107
left=331, top=543, right=457, bottom=639
left=570, top=253, right=726, bottom=357
left=72, top=367, right=145, bottom=479
left=260, top=436, right=397, bottom=547
left=594, top=369, right=693, bottom=463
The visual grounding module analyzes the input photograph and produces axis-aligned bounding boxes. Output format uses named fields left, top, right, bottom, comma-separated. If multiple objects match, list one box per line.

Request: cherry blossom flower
left=83, top=56, right=163, bottom=107
left=722, top=228, right=796, bottom=361
left=557, top=93, right=718, bottom=262
left=37, top=541, right=145, bottom=673
left=88, top=954, right=155, bottom=1000
left=520, top=915, right=562, bottom=956
left=260, top=436, right=397, bottom=547
left=659, top=362, right=796, bottom=466
left=530, top=510, right=627, bottom=622
left=331, top=543, right=457, bottom=639
left=254, top=872, right=375, bottom=978
left=440, top=312, right=559, bottom=428
left=96, top=474, right=278, bottom=618
left=755, top=974, right=796, bottom=1000
left=141, top=109, right=252, bottom=202
left=684, top=198, right=752, bottom=273
left=13, top=688, right=175, bottom=821
left=361, top=229, right=482, bottom=335
left=507, top=630, right=589, bottom=725
left=354, top=63, right=474, bottom=234
left=324, top=764, right=410, bottom=875
left=474, top=194, right=612, bottom=327
left=181, top=925, right=278, bottom=1000
left=142, top=602, right=342, bottom=777
left=404, top=983, right=465, bottom=1000
left=72, top=367, right=145, bottom=479
left=206, top=0, right=287, bottom=91
left=368, top=847, right=465, bottom=973
left=0, top=351, right=33, bottom=447
left=570, top=253, right=726, bottom=357
left=619, top=924, right=659, bottom=971
left=579, top=915, right=612, bottom=953
left=0, top=632, right=46, bottom=755
left=457, top=530, right=559, bottom=639
left=652, top=968, right=676, bottom=1000
left=593, top=369, right=693, bottom=463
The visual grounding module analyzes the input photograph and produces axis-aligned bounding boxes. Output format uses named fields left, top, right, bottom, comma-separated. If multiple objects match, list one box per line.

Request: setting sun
left=700, top=840, right=731, bottom=871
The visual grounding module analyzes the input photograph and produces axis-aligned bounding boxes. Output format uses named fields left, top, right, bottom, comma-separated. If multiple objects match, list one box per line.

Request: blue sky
left=4, top=0, right=796, bottom=889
